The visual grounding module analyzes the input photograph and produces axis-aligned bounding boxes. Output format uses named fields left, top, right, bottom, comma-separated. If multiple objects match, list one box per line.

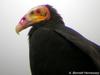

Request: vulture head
left=16, top=5, right=64, bottom=34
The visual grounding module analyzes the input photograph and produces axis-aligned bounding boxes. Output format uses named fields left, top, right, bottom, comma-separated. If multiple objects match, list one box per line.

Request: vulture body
left=16, top=5, right=100, bottom=75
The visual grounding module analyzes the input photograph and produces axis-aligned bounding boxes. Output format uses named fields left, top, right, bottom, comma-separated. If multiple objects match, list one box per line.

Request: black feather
left=28, top=5, right=100, bottom=75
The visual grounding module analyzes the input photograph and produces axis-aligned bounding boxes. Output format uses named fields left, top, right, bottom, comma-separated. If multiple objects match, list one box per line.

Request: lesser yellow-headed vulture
left=16, top=5, right=100, bottom=75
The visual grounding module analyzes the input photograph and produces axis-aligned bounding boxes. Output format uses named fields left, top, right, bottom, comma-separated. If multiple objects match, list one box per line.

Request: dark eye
left=30, top=11, right=34, bottom=15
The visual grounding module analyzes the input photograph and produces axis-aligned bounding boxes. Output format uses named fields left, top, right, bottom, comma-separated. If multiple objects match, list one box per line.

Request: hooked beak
left=15, top=16, right=31, bottom=34
left=16, top=24, right=29, bottom=34
left=16, top=25, right=22, bottom=34
left=15, top=16, right=46, bottom=34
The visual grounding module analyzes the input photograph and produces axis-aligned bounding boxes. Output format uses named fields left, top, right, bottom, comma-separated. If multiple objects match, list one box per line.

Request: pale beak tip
left=15, top=25, right=21, bottom=35
left=16, top=31, right=20, bottom=35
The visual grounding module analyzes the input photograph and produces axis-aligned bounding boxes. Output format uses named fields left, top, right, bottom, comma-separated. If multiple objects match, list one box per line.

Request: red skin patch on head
left=36, top=9, right=41, bottom=14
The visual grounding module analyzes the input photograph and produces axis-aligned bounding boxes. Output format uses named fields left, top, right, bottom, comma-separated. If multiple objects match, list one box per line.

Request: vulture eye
left=30, top=11, right=34, bottom=15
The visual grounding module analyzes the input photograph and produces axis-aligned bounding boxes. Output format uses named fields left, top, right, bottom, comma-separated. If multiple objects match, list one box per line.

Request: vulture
left=16, top=5, right=100, bottom=75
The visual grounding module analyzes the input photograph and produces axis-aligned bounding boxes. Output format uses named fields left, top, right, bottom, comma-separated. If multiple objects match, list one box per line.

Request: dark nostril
left=22, top=17, right=26, bottom=20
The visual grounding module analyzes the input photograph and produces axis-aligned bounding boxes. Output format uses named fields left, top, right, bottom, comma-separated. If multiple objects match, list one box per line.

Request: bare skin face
left=16, top=5, right=50, bottom=34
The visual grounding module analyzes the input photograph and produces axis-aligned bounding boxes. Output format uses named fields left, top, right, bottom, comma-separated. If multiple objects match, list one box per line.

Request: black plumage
left=28, top=5, right=100, bottom=75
